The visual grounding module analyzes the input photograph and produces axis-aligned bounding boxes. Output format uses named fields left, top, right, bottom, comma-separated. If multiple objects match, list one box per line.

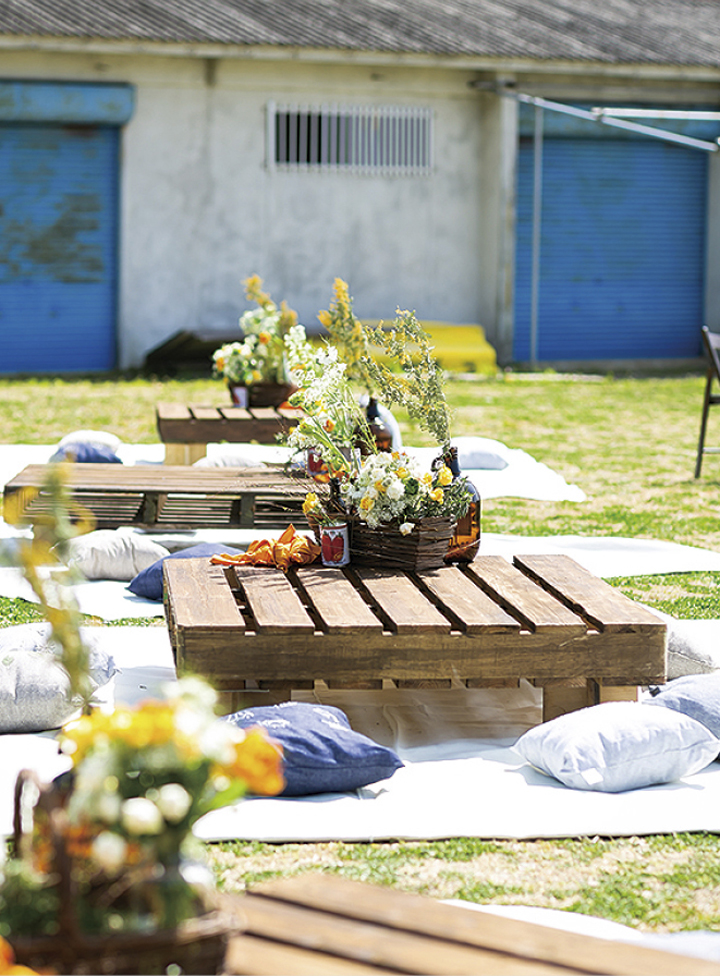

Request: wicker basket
left=349, top=516, right=455, bottom=571
left=9, top=770, right=242, bottom=975
left=11, top=910, right=239, bottom=976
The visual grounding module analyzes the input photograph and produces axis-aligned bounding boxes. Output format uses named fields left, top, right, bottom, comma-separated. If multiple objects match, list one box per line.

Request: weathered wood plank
left=163, top=560, right=244, bottom=631
left=232, top=566, right=315, bottom=634
left=417, top=566, right=521, bottom=634
left=237, top=892, right=559, bottom=975
left=249, top=875, right=716, bottom=976
left=466, top=556, right=587, bottom=636
left=352, top=569, right=452, bottom=634
left=514, top=553, right=666, bottom=633
left=294, top=567, right=383, bottom=633
left=224, top=934, right=387, bottom=975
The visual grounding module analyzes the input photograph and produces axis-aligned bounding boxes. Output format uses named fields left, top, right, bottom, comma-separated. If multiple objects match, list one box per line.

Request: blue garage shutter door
left=513, top=137, right=708, bottom=361
left=0, top=122, right=120, bottom=372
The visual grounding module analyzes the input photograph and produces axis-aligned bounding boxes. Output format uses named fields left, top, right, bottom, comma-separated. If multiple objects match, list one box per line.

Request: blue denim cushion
left=50, top=442, right=122, bottom=464
left=647, top=673, right=720, bottom=739
left=224, top=701, right=404, bottom=796
left=127, top=543, right=243, bottom=601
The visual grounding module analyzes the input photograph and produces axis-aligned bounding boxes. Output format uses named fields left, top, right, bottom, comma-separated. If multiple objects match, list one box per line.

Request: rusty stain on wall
left=0, top=193, right=104, bottom=283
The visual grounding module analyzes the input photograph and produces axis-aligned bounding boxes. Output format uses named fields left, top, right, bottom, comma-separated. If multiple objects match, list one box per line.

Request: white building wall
left=0, top=48, right=493, bottom=368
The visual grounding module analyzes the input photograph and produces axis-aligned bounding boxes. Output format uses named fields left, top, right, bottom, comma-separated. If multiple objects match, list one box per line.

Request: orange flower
left=223, top=728, right=284, bottom=796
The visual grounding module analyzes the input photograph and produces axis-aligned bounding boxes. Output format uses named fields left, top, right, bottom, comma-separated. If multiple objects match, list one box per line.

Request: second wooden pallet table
left=4, top=463, right=316, bottom=531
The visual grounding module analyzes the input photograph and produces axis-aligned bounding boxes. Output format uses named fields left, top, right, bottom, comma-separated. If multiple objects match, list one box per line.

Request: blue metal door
left=514, top=137, right=708, bottom=361
left=0, top=122, right=120, bottom=372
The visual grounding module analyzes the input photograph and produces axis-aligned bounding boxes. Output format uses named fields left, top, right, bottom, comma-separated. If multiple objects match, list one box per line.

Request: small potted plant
left=212, top=275, right=305, bottom=407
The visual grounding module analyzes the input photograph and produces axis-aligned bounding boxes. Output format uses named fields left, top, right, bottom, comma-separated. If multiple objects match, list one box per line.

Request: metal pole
left=530, top=104, right=543, bottom=368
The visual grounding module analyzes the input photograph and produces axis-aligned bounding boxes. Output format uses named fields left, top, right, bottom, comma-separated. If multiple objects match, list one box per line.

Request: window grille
left=267, top=102, right=432, bottom=175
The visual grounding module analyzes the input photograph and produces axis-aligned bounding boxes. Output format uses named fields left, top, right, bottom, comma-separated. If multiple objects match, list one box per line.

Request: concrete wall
left=0, top=48, right=494, bottom=368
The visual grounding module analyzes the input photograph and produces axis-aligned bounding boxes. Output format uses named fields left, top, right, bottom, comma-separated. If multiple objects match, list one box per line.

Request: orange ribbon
left=210, top=524, right=321, bottom=573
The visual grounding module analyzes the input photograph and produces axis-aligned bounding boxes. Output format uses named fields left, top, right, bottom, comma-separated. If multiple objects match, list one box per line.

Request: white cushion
left=452, top=436, right=509, bottom=471
left=193, top=454, right=267, bottom=468
left=58, top=429, right=122, bottom=453
left=0, top=624, right=118, bottom=733
left=513, top=701, right=719, bottom=793
left=62, top=530, right=170, bottom=581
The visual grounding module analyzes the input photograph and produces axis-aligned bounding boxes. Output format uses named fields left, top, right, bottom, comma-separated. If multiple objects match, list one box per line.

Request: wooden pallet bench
left=163, top=552, right=667, bottom=722
left=156, top=402, right=302, bottom=464
left=219, top=874, right=718, bottom=975
left=3, top=463, right=317, bottom=532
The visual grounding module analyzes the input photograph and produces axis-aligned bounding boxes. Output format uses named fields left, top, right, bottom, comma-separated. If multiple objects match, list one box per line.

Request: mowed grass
left=3, top=368, right=720, bottom=931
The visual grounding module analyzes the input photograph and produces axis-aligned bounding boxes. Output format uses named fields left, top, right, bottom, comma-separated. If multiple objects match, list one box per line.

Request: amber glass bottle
left=366, top=397, right=393, bottom=452
left=442, top=447, right=481, bottom=563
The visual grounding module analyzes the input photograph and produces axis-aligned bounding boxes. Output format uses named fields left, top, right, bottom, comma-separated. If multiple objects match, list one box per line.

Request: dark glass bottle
left=366, top=397, right=393, bottom=452
left=442, top=446, right=481, bottom=563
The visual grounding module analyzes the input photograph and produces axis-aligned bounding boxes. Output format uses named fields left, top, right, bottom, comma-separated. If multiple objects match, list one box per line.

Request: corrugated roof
left=1, top=0, right=719, bottom=67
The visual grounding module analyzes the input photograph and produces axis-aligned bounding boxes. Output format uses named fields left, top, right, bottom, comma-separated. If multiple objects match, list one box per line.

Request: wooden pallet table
left=4, top=463, right=318, bottom=532
left=219, top=874, right=718, bottom=975
left=156, top=402, right=302, bottom=464
left=163, top=552, right=667, bottom=722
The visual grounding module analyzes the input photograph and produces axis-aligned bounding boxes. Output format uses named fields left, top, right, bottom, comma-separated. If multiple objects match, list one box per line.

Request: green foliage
left=0, top=859, right=60, bottom=938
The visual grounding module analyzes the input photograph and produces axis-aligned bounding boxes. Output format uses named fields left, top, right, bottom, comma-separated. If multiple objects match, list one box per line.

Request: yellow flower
left=396, top=467, right=408, bottom=480
left=437, top=465, right=453, bottom=486
left=360, top=495, right=374, bottom=512
left=258, top=331, right=271, bottom=345
left=430, top=488, right=444, bottom=503
left=317, top=310, right=331, bottom=328
left=421, top=472, right=433, bottom=486
left=374, top=480, right=386, bottom=494
left=302, top=492, right=319, bottom=515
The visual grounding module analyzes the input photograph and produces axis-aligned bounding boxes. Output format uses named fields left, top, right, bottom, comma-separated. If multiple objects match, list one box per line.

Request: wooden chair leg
left=695, top=370, right=713, bottom=478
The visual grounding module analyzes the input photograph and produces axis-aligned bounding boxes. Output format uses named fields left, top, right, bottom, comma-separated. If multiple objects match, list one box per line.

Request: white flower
left=156, top=783, right=193, bottom=824
left=386, top=479, right=405, bottom=501
left=91, top=831, right=127, bottom=874
left=121, top=797, right=163, bottom=835
left=96, top=791, right=122, bottom=825
left=399, top=522, right=415, bottom=535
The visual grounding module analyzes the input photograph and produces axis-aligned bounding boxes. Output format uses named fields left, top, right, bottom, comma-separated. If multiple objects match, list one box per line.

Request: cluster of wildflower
left=317, top=278, right=374, bottom=390
left=212, top=274, right=304, bottom=386
left=57, top=677, right=283, bottom=878
left=286, top=344, right=370, bottom=476
left=338, top=450, right=471, bottom=532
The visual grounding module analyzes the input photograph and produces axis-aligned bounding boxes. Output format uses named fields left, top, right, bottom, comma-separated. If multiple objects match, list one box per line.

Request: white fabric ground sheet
left=2, top=627, right=720, bottom=849
left=0, top=438, right=585, bottom=503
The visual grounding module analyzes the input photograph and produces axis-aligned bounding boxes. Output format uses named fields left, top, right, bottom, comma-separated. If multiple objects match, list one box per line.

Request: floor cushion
left=127, top=542, right=244, bottom=601
left=647, top=673, right=720, bottom=740
left=63, top=529, right=170, bottom=581
left=0, top=624, right=118, bottom=733
left=513, top=700, right=719, bottom=793
left=223, top=701, right=404, bottom=796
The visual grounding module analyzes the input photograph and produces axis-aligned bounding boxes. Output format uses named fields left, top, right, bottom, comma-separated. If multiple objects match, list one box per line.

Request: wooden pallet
left=3, top=463, right=318, bottom=531
left=156, top=402, right=302, bottom=464
left=163, top=552, right=667, bottom=721
left=219, top=874, right=719, bottom=975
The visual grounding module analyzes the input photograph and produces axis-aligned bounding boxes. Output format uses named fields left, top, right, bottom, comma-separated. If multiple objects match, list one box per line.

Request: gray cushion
left=62, top=529, right=170, bottom=581
left=647, top=673, right=720, bottom=739
left=0, top=624, right=118, bottom=733
left=513, top=701, right=719, bottom=793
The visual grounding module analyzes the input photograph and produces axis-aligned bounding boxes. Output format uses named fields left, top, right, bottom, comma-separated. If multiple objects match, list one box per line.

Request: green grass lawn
left=3, top=368, right=720, bottom=931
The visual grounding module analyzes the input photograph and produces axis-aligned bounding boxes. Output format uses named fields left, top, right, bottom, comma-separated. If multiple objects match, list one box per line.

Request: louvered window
left=267, top=102, right=432, bottom=175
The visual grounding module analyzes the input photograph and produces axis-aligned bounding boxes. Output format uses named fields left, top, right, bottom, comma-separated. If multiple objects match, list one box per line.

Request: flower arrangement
left=212, top=274, right=304, bottom=387
left=0, top=468, right=284, bottom=958
left=283, top=283, right=473, bottom=548
left=3, top=677, right=283, bottom=941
